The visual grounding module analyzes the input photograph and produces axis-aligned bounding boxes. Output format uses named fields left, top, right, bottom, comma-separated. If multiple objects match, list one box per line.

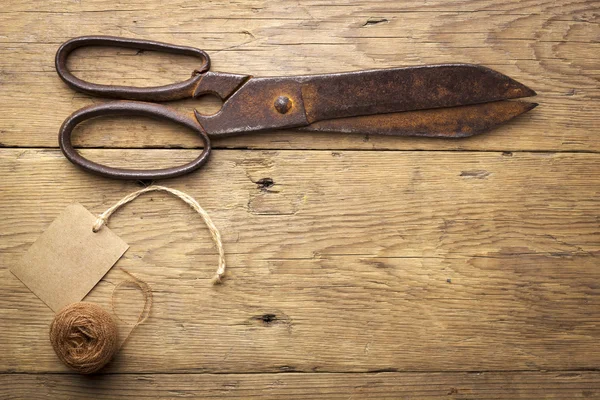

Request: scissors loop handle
left=56, top=36, right=211, bottom=102
left=59, top=101, right=211, bottom=180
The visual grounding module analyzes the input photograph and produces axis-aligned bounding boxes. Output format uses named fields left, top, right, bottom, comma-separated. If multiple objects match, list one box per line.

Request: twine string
left=50, top=272, right=152, bottom=375
left=50, top=186, right=225, bottom=374
left=50, top=302, right=119, bottom=374
left=111, top=269, right=153, bottom=348
left=112, top=270, right=153, bottom=326
left=92, top=186, right=226, bottom=284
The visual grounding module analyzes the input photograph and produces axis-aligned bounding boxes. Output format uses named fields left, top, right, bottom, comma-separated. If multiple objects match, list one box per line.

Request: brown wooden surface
left=2, top=372, right=599, bottom=399
left=1, top=0, right=599, bottom=398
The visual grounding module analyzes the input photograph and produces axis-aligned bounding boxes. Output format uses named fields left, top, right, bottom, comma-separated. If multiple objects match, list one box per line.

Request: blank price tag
left=11, top=203, right=129, bottom=312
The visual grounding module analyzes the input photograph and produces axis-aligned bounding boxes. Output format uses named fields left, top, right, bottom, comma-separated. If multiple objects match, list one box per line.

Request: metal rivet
left=274, top=96, right=292, bottom=114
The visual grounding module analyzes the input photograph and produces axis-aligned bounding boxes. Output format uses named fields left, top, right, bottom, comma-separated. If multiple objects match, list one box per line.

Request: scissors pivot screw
left=274, top=96, right=293, bottom=114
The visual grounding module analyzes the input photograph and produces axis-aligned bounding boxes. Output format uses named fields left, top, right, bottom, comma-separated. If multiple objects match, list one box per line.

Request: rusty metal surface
left=195, top=65, right=535, bottom=137
left=55, top=35, right=538, bottom=180
left=195, top=76, right=309, bottom=136
left=300, top=64, right=535, bottom=123
left=297, top=101, right=538, bottom=138
left=193, top=71, right=250, bottom=100
left=59, top=101, right=211, bottom=180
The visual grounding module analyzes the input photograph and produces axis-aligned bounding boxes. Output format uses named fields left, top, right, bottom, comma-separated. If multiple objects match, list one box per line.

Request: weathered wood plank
left=1, top=0, right=599, bottom=396
left=1, top=149, right=598, bottom=257
left=2, top=254, right=600, bottom=373
left=0, top=0, right=597, bottom=150
left=0, top=149, right=598, bottom=373
left=1, top=371, right=599, bottom=399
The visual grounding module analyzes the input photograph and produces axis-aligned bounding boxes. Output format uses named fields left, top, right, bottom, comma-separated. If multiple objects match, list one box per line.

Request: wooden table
left=1, top=1, right=598, bottom=398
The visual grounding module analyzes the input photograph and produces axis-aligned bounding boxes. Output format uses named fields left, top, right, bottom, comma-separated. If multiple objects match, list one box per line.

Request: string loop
left=111, top=269, right=153, bottom=327
left=93, top=186, right=226, bottom=284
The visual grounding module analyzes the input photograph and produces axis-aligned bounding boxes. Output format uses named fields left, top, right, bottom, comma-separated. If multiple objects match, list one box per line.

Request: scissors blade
left=194, top=64, right=536, bottom=136
left=296, top=101, right=538, bottom=138
left=300, top=64, right=535, bottom=123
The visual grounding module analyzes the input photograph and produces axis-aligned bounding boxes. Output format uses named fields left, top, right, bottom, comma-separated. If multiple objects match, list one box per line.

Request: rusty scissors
left=56, top=36, right=537, bottom=180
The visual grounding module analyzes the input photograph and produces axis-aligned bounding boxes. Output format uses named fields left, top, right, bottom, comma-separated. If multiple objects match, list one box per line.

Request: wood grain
left=1, top=371, right=599, bottom=399
left=0, top=0, right=597, bottom=151
left=1, top=0, right=598, bottom=398
left=1, top=149, right=598, bottom=374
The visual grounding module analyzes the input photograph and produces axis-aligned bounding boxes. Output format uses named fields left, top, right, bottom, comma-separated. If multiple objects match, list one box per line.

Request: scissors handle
left=55, top=35, right=211, bottom=101
left=59, top=101, right=211, bottom=180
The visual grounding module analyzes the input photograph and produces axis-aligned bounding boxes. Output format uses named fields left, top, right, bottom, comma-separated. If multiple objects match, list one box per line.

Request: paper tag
left=11, top=203, right=129, bottom=312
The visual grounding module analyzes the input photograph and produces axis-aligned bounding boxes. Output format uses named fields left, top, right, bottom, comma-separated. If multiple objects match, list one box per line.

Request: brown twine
left=49, top=302, right=118, bottom=374
left=49, top=270, right=152, bottom=374
left=111, top=269, right=153, bottom=333
left=92, top=185, right=226, bottom=284
left=50, top=186, right=220, bottom=374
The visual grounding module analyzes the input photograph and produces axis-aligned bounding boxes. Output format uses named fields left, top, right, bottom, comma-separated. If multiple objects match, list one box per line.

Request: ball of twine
left=49, top=302, right=118, bottom=374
